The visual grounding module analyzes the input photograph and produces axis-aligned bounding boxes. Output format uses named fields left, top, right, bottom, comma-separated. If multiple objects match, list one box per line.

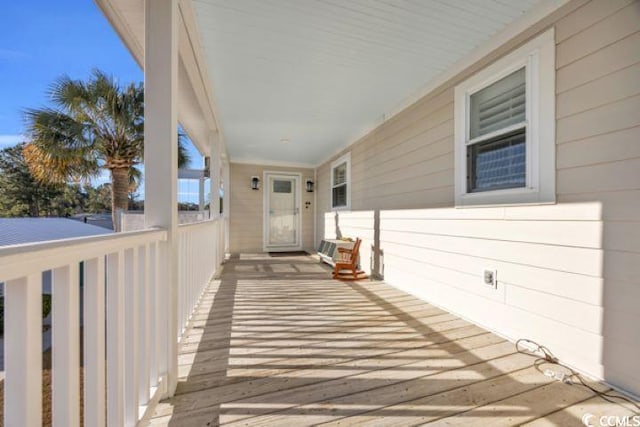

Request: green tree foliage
left=23, top=69, right=190, bottom=229
left=0, top=143, right=116, bottom=217
left=86, top=183, right=112, bottom=213
left=0, top=143, right=65, bottom=217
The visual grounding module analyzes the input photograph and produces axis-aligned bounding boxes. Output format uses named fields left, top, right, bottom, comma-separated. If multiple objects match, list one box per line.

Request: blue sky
left=0, top=0, right=204, bottom=201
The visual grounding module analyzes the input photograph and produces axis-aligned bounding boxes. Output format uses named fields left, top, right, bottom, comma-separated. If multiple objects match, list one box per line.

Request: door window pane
left=273, top=180, right=292, bottom=193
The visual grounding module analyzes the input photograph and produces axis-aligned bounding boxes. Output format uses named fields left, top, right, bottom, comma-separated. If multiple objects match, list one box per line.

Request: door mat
left=268, top=251, right=309, bottom=257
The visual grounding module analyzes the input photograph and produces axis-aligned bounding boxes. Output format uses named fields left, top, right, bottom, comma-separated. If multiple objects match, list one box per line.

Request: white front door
left=264, top=173, right=301, bottom=251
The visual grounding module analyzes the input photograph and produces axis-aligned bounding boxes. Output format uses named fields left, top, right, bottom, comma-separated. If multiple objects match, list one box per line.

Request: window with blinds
left=454, top=28, right=555, bottom=207
left=467, top=67, right=526, bottom=193
left=332, top=161, right=348, bottom=208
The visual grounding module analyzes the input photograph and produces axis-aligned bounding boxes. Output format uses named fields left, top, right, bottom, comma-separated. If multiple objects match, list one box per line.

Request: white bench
left=317, top=239, right=354, bottom=267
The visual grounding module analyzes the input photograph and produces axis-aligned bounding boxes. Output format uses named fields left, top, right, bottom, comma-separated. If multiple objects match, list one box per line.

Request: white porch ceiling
left=192, top=0, right=541, bottom=165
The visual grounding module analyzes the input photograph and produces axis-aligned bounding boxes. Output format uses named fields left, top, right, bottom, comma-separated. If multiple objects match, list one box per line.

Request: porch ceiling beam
left=177, top=168, right=206, bottom=180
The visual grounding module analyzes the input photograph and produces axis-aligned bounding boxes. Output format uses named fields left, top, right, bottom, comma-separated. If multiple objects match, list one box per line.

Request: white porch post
left=209, top=132, right=220, bottom=216
left=222, top=157, right=230, bottom=252
left=198, top=176, right=205, bottom=212
left=144, top=0, right=179, bottom=396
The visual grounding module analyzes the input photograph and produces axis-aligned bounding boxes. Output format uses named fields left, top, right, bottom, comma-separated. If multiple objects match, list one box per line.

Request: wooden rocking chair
left=332, top=238, right=368, bottom=281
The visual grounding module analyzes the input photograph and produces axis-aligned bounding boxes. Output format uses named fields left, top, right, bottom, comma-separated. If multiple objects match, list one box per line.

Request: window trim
left=454, top=28, right=556, bottom=207
left=330, top=152, right=351, bottom=211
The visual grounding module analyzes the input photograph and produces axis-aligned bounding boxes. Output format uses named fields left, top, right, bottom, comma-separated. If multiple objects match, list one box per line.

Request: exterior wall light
left=305, top=178, right=314, bottom=192
left=251, top=176, right=260, bottom=190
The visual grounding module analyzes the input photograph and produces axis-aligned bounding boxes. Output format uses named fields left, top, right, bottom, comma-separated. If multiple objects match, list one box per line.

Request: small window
left=330, top=153, right=351, bottom=210
left=273, top=180, right=292, bottom=193
left=468, top=128, right=526, bottom=192
left=467, top=67, right=526, bottom=193
left=454, top=28, right=556, bottom=206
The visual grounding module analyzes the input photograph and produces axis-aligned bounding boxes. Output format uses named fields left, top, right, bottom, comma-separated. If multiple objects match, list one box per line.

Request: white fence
left=120, top=210, right=211, bottom=232
left=0, top=219, right=225, bottom=426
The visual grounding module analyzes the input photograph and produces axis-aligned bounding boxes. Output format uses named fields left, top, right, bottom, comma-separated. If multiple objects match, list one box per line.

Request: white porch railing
left=177, top=219, right=224, bottom=338
left=0, top=220, right=224, bottom=426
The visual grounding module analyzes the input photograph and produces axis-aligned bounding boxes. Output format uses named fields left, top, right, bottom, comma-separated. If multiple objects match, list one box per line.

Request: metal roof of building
left=0, top=218, right=112, bottom=247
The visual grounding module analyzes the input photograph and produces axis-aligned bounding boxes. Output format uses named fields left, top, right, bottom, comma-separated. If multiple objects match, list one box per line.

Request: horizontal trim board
left=231, top=159, right=316, bottom=169
left=559, top=190, right=640, bottom=222
left=380, top=229, right=602, bottom=276
left=555, top=0, right=635, bottom=43
left=557, top=157, right=640, bottom=194
left=557, top=126, right=640, bottom=169
left=380, top=218, right=602, bottom=248
left=379, top=202, right=603, bottom=221
left=381, top=241, right=603, bottom=306
left=505, top=285, right=603, bottom=334
left=556, top=4, right=640, bottom=69
left=557, top=32, right=640, bottom=93
left=384, top=267, right=605, bottom=370
left=556, top=62, right=640, bottom=119
left=556, top=94, right=640, bottom=144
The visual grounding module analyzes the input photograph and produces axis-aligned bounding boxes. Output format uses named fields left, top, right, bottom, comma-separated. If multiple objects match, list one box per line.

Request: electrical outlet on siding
left=484, top=269, right=497, bottom=288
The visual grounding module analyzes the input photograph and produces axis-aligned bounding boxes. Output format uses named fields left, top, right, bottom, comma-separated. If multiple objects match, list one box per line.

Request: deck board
left=147, top=254, right=637, bottom=426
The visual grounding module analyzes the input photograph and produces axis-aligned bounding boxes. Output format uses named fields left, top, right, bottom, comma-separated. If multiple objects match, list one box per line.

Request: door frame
left=262, top=171, right=303, bottom=252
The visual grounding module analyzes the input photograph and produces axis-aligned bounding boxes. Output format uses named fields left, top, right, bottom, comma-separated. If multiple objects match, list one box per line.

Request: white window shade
left=333, top=162, right=347, bottom=185
left=470, top=68, right=526, bottom=140
left=330, top=153, right=351, bottom=210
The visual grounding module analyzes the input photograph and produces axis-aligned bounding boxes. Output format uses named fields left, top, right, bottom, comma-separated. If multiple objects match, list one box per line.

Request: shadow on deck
left=147, top=253, right=637, bottom=426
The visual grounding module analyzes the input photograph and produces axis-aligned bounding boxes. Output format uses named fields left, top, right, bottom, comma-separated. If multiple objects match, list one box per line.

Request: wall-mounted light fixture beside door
left=251, top=176, right=260, bottom=190
left=305, top=178, right=314, bottom=192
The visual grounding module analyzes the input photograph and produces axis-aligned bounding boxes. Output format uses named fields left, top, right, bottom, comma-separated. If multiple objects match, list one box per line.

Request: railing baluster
left=138, top=244, right=150, bottom=405
left=178, top=236, right=182, bottom=336
left=4, top=274, right=42, bottom=426
left=84, top=257, right=106, bottom=427
left=107, top=251, right=125, bottom=426
left=124, top=248, right=139, bottom=426
left=180, top=233, right=183, bottom=335
left=187, top=231, right=191, bottom=329
left=157, top=241, right=169, bottom=382
left=184, top=232, right=188, bottom=331
left=52, top=264, right=81, bottom=427
left=149, top=242, right=159, bottom=387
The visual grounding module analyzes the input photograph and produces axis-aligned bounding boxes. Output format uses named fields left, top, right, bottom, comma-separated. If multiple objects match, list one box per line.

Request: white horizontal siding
left=381, top=229, right=602, bottom=276
left=557, top=126, right=640, bottom=169
left=556, top=2, right=640, bottom=68
left=316, top=0, right=640, bottom=397
left=379, top=240, right=604, bottom=306
left=380, top=218, right=601, bottom=248
left=383, top=262, right=606, bottom=378
left=556, top=32, right=640, bottom=93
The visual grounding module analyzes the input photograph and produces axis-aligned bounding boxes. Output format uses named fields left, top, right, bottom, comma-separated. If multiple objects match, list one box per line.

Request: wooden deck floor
left=147, top=254, right=638, bottom=426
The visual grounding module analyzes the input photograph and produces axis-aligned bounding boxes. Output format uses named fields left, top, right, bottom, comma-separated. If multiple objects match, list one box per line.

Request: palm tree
left=23, top=69, right=189, bottom=230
